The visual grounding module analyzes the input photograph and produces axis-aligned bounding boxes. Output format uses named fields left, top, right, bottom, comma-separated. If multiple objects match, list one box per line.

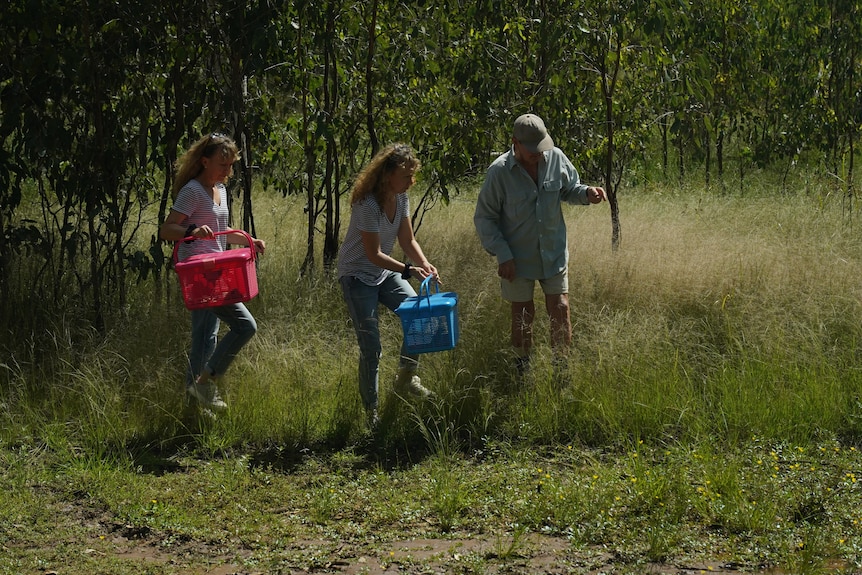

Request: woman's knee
left=232, top=311, right=257, bottom=338
left=244, top=316, right=258, bottom=337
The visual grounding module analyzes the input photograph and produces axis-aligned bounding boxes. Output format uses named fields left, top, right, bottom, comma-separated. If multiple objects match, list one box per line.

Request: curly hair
left=171, top=132, right=241, bottom=198
left=349, top=143, right=421, bottom=206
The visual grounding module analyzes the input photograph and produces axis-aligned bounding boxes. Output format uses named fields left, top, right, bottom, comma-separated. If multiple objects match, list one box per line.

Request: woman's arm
left=396, top=217, right=438, bottom=281
left=159, top=210, right=197, bottom=241
left=226, top=230, right=265, bottom=254
left=159, top=213, right=264, bottom=253
left=360, top=229, right=404, bottom=272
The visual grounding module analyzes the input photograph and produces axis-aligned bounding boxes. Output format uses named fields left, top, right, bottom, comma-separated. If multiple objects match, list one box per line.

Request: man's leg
left=540, top=268, right=573, bottom=385
left=511, top=300, right=535, bottom=373
left=545, top=293, right=572, bottom=351
left=502, top=276, right=536, bottom=376
left=511, top=300, right=535, bottom=352
left=546, top=292, right=573, bottom=386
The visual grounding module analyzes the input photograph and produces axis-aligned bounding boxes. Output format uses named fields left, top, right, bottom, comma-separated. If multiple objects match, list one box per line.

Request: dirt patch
left=87, top=526, right=754, bottom=574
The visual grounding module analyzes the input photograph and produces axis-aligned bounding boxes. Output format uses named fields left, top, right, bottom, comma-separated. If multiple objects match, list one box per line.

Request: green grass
left=2, top=174, right=862, bottom=573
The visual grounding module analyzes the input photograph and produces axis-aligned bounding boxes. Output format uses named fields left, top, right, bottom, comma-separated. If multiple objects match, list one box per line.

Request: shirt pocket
left=538, top=180, right=565, bottom=226
left=543, top=178, right=563, bottom=196
left=504, top=187, right=537, bottom=218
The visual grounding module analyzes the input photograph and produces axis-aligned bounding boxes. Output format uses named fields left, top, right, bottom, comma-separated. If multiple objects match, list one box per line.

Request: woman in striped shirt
left=160, top=132, right=266, bottom=413
left=337, top=144, right=440, bottom=428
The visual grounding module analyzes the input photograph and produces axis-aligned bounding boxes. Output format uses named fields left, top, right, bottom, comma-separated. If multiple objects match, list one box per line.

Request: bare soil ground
left=100, top=533, right=749, bottom=575
left=72, top=506, right=754, bottom=575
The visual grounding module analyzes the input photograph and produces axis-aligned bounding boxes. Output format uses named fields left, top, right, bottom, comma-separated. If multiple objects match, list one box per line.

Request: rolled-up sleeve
left=555, top=153, right=590, bottom=205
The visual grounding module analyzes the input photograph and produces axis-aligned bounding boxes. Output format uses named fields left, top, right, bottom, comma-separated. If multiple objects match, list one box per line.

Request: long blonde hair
left=349, top=143, right=421, bottom=206
left=171, top=132, right=241, bottom=198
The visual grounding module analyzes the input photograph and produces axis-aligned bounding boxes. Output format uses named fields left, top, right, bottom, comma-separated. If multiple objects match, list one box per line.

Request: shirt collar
left=505, top=145, right=546, bottom=171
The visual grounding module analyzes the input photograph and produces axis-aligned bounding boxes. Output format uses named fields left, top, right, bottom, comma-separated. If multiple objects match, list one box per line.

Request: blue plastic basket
left=395, top=276, right=459, bottom=354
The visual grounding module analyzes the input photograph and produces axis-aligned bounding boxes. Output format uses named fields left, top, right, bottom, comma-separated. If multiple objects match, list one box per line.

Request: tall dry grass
left=3, top=175, right=862, bottom=455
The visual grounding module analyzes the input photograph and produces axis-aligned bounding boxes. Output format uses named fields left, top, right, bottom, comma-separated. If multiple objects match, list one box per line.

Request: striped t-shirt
left=170, top=179, right=230, bottom=261
left=337, top=193, right=409, bottom=285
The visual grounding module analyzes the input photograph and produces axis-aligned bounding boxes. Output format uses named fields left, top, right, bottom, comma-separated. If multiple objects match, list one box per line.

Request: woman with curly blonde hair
left=160, top=132, right=266, bottom=413
left=336, top=143, right=440, bottom=428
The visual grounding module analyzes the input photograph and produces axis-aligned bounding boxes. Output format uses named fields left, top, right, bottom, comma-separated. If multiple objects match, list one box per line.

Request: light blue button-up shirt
left=474, top=146, right=590, bottom=280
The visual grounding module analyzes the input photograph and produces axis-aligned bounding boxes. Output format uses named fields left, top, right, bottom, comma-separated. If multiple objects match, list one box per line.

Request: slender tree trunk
left=299, top=12, right=316, bottom=275
left=600, top=34, right=621, bottom=252
left=605, top=95, right=620, bottom=251
left=365, top=0, right=379, bottom=155
left=0, top=207, right=6, bottom=310
left=233, top=71, right=256, bottom=237
left=86, top=12, right=107, bottom=332
left=847, top=136, right=855, bottom=221
left=322, top=2, right=340, bottom=269
left=302, top=140, right=316, bottom=275
left=661, top=121, right=669, bottom=178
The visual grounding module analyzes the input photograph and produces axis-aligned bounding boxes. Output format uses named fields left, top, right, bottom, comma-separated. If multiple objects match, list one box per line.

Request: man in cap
left=474, top=113, right=605, bottom=380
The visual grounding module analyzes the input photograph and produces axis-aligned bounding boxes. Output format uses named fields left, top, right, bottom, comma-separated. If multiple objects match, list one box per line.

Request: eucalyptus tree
left=744, top=1, right=826, bottom=187
left=367, top=0, right=514, bottom=228
left=689, top=0, right=757, bottom=182
left=560, top=0, right=673, bottom=250
left=819, top=0, right=861, bottom=197
left=285, top=0, right=369, bottom=273
left=0, top=0, right=271, bottom=331
left=218, top=1, right=288, bottom=237
left=0, top=0, right=189, bottom=331
left=149, top=3, right=226, bottom=301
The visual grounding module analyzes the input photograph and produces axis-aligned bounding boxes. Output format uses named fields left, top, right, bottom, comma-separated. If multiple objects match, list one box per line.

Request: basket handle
left=417, top=274, right=440, bottom=300
left=172, top=229, right=256, bottom=264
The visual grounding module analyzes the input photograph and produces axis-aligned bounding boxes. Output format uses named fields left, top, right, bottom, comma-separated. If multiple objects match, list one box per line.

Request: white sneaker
left=187, top=381, right=228, bottom=411
left=397, top=374, right=432, bottom=398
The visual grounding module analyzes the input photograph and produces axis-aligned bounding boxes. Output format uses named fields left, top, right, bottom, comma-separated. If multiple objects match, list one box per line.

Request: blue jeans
left=186, top=302, right=257, bottom=387
left=340, top=272, right=419, bottom=410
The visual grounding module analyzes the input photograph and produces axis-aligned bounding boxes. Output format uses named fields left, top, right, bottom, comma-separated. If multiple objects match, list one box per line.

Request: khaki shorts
left=500, top=267, right=568, bottom=302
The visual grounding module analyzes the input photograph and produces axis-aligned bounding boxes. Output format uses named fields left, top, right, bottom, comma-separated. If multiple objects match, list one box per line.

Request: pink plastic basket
left=172, top=230, right=258, bottom=310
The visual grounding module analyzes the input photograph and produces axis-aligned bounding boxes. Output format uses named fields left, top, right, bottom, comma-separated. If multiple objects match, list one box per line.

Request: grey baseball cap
left=513, top=113, right=554, bottom=152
